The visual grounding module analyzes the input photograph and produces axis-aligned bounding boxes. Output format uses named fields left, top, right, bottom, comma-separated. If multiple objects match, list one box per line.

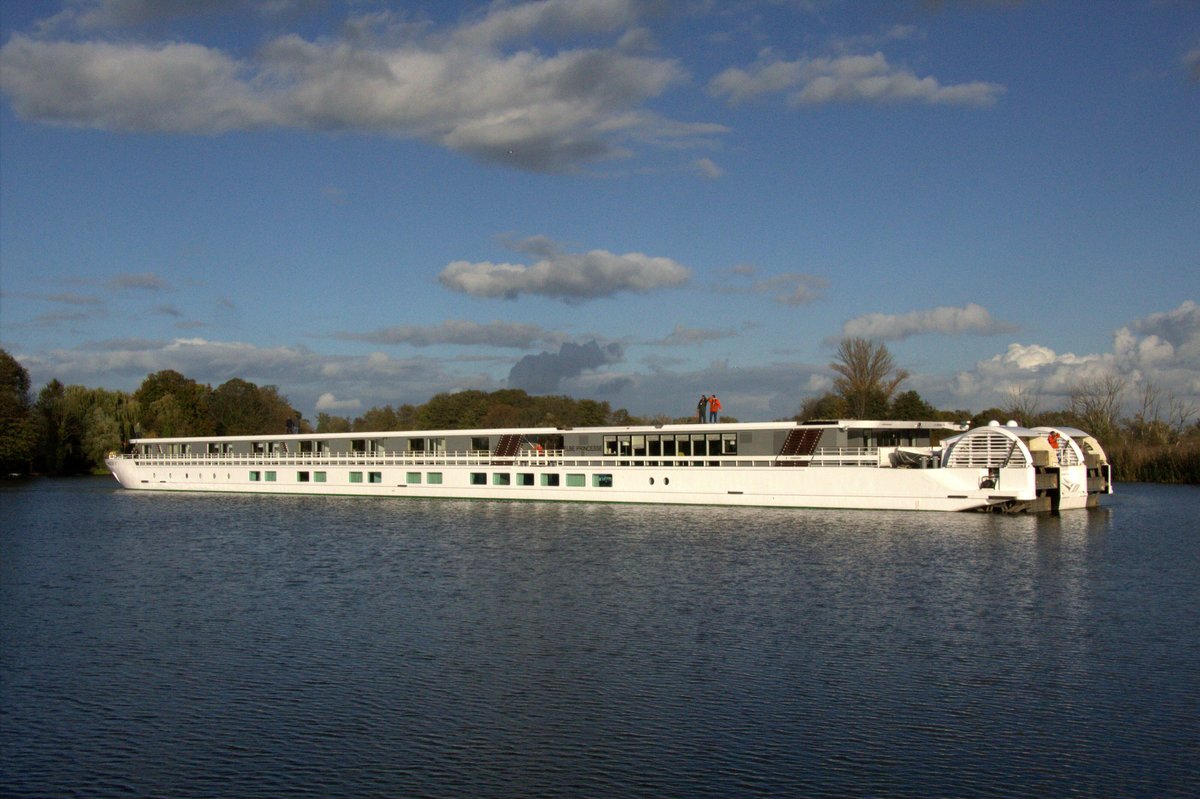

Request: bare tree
left=830, top=338, right=909, bottom=419
left=1001, top=385, right=1042, bottom=426
left=1068, top=374, right=1126, bottom=439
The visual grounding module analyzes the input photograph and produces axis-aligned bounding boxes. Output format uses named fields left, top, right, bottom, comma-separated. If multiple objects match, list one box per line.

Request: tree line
left=2, top=342, right=1197, bottom=481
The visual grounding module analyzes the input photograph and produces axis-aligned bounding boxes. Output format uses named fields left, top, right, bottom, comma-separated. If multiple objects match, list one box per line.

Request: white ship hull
left=106, top=419, right=1111, bottom=513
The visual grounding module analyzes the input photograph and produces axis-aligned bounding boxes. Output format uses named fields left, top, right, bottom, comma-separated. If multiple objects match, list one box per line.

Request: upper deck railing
left=111, top=446, right=937, bottom=469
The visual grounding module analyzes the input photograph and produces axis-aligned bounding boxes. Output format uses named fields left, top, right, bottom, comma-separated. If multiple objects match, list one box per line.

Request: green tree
left=317, top=413, right=351, bottom=433
left=830, top=338, right=909, bottom=419
left=796, top=392, right=848, bottom=421
left=888, top=390, right=939, bottom=421
left=0, top=349, right=38, bottom=474
left=134, top=370, right=213, bottom=437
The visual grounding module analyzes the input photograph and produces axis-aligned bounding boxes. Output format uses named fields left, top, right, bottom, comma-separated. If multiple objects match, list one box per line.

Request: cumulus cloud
left=0, top=1, right=722, bottom=172
left=315, top=392, right=362, bottom=412
left=947, top=301, right=1200, bottom=409
left=439, top=236, right=690, bottom=301
left=333, top=319, right=565, bottom=349
left=709, top=50, right=1003, bottom=107
left=507, top=339, right=624, bottom=393
left=837, top=302, right=1016, bottom=342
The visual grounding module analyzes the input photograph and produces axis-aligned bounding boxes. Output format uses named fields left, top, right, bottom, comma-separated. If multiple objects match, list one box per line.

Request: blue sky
left=2, top=0, right=1197, bottom=422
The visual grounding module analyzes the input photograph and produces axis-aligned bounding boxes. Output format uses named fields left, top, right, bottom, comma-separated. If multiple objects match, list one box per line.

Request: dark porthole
left=664, top=477, right=670, bottom=485
left=650, top=477, right=655, bottom=485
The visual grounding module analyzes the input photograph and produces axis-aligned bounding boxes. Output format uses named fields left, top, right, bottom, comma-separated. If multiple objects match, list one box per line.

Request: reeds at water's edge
left=1108, top=442, right=1200, bottom=484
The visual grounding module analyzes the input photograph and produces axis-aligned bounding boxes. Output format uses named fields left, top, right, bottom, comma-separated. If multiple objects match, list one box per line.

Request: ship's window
left=297, top=471, right=310, bottom=482
left=265, top=471, right=277, bottom=482
left=566, top=473, right=585, bottom=487
left=429, top=438, right=446, bottom=453
left=663, top=438, right=677, bottom=456
left=677, top=438, right=691, bottom=456
left=351, top=439, right=367, bottom=453
left=253, top=442, right=265, bottom=455
left=350, top=471, right=363, bottom=483
left=632, top=436, right=646, bottom=457
left=618, top=437, right=632, bottom=457
left=723, top=434, right=738, bottom=455
left=427, top=472, right=443, bottom=484
left=471, top=437, right=489, bottom=452
left=317, top=441, right=330, bottom=454
left=470, top=472, right=486, bottom=485
left=493, top=473, right=511, bottom=486
left=299, top=440, right=313, bottom=453
left=408, top=438, right=425, bottom=452
left=368, top=471, right=382, bottom=483
left=407, top=472, right=422, bottom=484
left=249, top=471, right=261, bottom=481
left=314, top=472, right=326, bottom=483
left=542, top=474, right=560, bottom=486
left=593, top=474, right=613, bottom=487
left=518, top=473, right=534, bottom=486
left=649, top=438, right=662, bottom=457
left=604, top=437, right=619, bottom=456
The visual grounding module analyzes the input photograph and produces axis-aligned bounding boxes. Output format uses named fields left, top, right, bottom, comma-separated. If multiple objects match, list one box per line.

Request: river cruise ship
left=106, top=419, right=1111, bottom=513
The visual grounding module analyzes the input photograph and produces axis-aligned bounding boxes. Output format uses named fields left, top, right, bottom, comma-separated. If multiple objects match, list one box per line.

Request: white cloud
left=315, top=392, right=362, bottom=412
left=439, top=236, right=690, bottom=301
left=709, top=50, right=1003, bottom=107
left=0, top=1, right=719, bottom=173
left=838, top=303, right=1016, bottom=341
left=945, top=301, right=1200, bottom=410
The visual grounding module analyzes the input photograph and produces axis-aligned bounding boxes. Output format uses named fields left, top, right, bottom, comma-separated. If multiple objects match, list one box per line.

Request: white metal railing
left=113, top=446, right=929, bottom=469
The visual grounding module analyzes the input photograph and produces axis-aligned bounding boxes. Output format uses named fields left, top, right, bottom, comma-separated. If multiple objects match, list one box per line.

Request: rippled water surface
left=2, top=479, right=1198, bottom=797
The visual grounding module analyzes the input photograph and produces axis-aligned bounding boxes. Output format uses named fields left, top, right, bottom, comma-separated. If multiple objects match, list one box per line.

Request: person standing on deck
left=697, top=395, right=708, bottom=423
left=709, top=394, right=721, bottom=423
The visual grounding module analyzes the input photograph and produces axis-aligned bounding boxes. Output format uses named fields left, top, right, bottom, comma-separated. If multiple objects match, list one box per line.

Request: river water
left=2, top=478, right=1197, bottom=797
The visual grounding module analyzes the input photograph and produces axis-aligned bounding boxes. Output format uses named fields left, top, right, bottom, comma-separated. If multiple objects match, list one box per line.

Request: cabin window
left=314, top=472, right=326, bottom=483
left=249, top=471, right=261, bottom=481
left=427, top=472, right=443, bottom=484
left=470, top=472, right=486, bottom=485
left=677, top=438, right=691, bottom=456
left=299, top=440, right=313, bottom=453
left=663, top=438, right=677, bottom=456
left=619, top=438, right=632, bottom=457
left=593, top=474, right=613, bottom=488
left=517, top=473, right=534, bottom=486
left=408, top=438, right=425, bottom=452
left=604, top=437, right=618, bottom=456
left=471, top=437, right=490, bottom=452
left=253, top=442, right=265, bottom=455
left=541, top=474, right=560, bottom=487
left=493, top=473, right=511, bottom=486
left=632, top=436, right=646, bottom=457
left=265, top=471, right=277, bottom=482
left=350, top=472, right=363, bottom=483
left=297, top=471, right=310, bottom=482
left=649, top=438, right=662, bottom=457
left=351, top=439, right=367, bottom=453
left=208, top=443, right=220, bottom=454
left=368, top=472, right=382, bottom=483
left=407, top=472, right=422, bottom=484
left=723, top=434, right=738, bottom=455
left=566, top=474, right=585, bottom=487
left=428, top=438, right=446, bottom=453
